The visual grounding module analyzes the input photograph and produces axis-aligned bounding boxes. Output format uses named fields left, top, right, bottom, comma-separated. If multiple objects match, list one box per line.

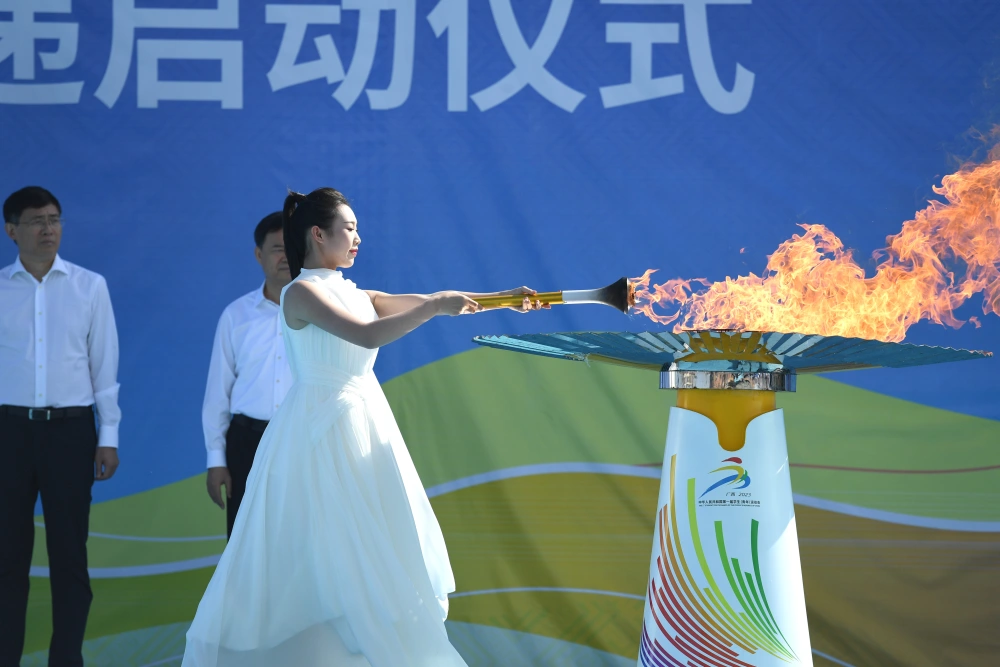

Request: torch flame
left=632, top=143, right=1000, bottom=342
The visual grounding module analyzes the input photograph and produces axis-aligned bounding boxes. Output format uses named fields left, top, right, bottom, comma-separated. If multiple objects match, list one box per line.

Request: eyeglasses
left=19, top=215, right=62, bottom=230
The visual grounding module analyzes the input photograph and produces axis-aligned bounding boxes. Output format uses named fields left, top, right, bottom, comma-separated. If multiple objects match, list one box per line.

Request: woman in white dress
left=182, top=188, right=543, bottom=667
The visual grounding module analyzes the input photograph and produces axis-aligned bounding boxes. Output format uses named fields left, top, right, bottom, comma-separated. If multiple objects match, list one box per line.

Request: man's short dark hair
left=254, top=212, right=284, bottom=248
left=4, top=186, right=61, bottom=224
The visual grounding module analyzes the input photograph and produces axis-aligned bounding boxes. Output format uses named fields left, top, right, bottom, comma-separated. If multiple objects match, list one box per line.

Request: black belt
left=231, top=413, right=269, bottom=433
left=0, top=405, right=93, bottom=421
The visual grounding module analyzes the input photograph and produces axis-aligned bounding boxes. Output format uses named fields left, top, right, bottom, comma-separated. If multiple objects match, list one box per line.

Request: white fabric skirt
left=182, top=371, right=467, bottom=667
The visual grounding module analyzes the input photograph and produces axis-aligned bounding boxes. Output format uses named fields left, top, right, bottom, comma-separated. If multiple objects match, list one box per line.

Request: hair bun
left=286, top=190, right=307, bottom=211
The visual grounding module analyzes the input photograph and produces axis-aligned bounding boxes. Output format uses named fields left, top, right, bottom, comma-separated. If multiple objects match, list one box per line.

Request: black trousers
left=0, top=411, right=97, bottom=667
left=225, top=417, right=266, bottom=539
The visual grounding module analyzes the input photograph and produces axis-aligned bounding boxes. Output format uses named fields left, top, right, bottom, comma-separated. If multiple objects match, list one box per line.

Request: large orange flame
left=632, top=146, right=1000, bottom=342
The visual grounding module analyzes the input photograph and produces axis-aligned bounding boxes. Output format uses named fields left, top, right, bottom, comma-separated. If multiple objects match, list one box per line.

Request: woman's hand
left=497, top=286, right=550, bottom=313
left=432, top=291, right=482, bottom=316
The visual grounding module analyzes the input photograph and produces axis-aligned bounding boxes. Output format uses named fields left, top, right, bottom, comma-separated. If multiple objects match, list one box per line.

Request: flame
left=632, top=144, right=1000, bottom=342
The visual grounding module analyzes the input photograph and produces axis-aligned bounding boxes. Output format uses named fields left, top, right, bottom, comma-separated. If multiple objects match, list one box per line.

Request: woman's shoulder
left=280, top=276, right=318, bottom=312
left=281, top=276, right=307, bottom=298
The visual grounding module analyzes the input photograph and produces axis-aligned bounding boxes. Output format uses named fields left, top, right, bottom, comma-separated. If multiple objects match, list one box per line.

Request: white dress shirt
left=0, top=254, right=121, bottom=448
left=202, top=285, right=292, bottom=468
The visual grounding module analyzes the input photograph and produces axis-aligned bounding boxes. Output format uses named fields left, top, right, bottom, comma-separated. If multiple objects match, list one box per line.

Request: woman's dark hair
left=282, top=187, right=350, bottom=279
left=4, top=186, right=61, bottom=224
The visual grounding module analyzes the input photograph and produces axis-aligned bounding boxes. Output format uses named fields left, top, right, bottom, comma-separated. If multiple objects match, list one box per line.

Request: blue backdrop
left=3, top=0, right=998, bottom=502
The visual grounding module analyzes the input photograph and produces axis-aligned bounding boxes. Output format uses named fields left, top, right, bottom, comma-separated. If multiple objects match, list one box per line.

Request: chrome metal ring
left=659, top=369, right=796, bottom=392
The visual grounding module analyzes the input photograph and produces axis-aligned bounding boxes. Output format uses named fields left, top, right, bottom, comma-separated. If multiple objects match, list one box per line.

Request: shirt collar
left=9, top=254, right=69, bottom=281
left=255, top=282, right=279, bottom=309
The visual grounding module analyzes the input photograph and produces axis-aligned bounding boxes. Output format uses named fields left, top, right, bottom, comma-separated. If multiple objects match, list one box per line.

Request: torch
left=473, top=277, right=636, bottom=313
left=473, top=329, right=991, bottom=667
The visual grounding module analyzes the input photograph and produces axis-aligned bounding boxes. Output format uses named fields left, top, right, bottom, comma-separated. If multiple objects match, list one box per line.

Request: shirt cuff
left=207, top=449, right=227, bottom=469
left=98, top=424, right=119, bottom=449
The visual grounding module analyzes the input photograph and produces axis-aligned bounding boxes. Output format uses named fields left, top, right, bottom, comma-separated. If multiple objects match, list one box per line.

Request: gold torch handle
left=474, top=291, right=565, bottom=309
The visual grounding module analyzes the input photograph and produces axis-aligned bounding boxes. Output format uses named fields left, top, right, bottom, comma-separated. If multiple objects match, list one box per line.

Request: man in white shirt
left=0, top=186, right=121, bottom=667
left=203, top=212, right=292, bottom=538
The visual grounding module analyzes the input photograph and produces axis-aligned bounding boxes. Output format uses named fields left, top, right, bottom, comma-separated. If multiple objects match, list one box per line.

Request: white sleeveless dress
left=182, top=268, right=468, bottom=667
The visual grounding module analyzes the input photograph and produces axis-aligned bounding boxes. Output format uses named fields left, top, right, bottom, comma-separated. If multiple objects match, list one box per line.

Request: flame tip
left=630, top=153, right=1000, bottom=339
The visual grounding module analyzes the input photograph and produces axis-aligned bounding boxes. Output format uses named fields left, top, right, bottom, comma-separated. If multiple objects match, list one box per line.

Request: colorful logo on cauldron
left=700, top=456, right=751, bottom=497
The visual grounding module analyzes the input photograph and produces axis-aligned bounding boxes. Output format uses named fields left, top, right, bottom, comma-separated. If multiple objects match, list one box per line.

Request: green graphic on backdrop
left=24, top=349, right=1000, bottom=665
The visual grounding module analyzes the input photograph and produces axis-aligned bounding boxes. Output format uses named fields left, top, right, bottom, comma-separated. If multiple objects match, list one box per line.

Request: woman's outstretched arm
left=283, top=281, right=480, bottom=349
left=365, top=287, right=542, bottom=318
